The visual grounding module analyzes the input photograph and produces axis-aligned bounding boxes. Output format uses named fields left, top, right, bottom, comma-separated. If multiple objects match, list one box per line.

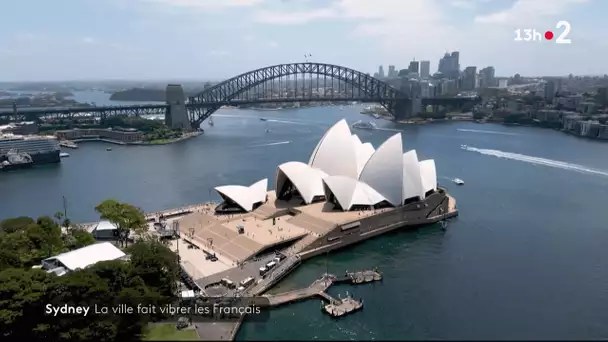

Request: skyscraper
left=437, top=52, right=460, bottom=79
left=544, top=80, right=556, bottom=101
left=420, top=61, right=430, bottom=79
left=408, top=60, right=419, bottom=74
left=462, top=66, right=477, bottom=91
left=388, top=65, right=396, bottom=78
left=378, top=65, right=385, bottom=78
left=479, top=66, right=496, bottom=88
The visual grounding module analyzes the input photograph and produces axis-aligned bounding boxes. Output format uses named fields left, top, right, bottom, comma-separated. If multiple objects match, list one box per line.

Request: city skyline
left=1, top=0, right=606, bottom=81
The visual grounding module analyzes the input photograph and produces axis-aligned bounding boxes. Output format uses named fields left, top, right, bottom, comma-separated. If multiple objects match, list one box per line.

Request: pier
left=263, top=269, right=382, bottom=315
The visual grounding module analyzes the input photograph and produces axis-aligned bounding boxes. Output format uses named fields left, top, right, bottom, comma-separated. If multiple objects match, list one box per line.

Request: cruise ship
left=0, top=135, right=61, bottom=170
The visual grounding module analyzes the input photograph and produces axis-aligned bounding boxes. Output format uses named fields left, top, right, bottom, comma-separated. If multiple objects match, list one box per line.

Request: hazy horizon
left=2, top=0, right=606, bottom=81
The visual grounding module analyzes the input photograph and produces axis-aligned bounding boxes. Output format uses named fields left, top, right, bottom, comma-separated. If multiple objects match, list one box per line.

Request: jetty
left=263, top=269, right=381, bottom=317
left=59, top=140, right=78, bottom=149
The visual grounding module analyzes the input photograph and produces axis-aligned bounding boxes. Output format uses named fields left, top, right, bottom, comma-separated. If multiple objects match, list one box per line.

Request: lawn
left=142, top=324, right=200, bottom=341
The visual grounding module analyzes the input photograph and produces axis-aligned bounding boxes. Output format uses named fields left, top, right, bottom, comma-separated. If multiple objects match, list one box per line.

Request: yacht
left=208, top=117, right=214, bottom=126
left=351, top=120, right=377, bottom=130
left=59, top=152, right=70, bottom=158
left=260, top=117, right=268, bottom=121
left=453, top=178, right=464, bottom=185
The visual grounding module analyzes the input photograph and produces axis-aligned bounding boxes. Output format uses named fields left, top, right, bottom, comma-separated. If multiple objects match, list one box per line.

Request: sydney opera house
left=179, top=119, right=457, bottom=265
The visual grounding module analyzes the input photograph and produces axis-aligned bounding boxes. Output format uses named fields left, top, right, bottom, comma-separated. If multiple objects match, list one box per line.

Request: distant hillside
left=109, top=88, right=166, bottom=102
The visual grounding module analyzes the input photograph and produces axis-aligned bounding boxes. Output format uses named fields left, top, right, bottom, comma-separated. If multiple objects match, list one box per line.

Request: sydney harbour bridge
left=0, top=62, right=481, bottom=129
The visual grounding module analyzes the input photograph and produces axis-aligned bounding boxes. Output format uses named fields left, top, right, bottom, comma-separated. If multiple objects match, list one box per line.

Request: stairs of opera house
left=287, top=234, right=320, bottom=255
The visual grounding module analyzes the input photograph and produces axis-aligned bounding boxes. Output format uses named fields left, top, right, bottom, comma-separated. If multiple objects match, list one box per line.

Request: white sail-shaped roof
left=214, top=178, right=269, bottom=212
left=350, top=134, right=375, bottom=176
left=355, top=142, right=375, bottom=176
left=308, top=119, right=358, bottom=178
left=358, top=133, right=404, bottom=206
left=275, top=162, right=328, bottom=204
left=402, top=150, right=425, bottom=201
left=419, top=159, right=437, bottom=194
left=323, top=175, right=386, bottom=211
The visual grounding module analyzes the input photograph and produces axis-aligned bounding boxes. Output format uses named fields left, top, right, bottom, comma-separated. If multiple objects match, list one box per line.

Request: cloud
left=253, top=8, right=334, bottom=24
left=475, top=0, right=589, bottom=25
left=450, top=0, right=475, bottom=9
left=13, top=32, right=46, bottom=42
left=209, top=50, right=231, bottom=56
left=141, top=0, right=264, bottom=11
left=82, top=37, right=96, bottom=44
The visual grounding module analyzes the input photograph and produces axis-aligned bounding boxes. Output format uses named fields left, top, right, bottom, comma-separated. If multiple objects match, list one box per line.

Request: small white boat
left=59, top=152, right=70, bottom=158
left=372, top=113, right=380, bottom=119
left=352, top=120, right=377, bottom=130
left=208, top=117, right=214, bottom=126
left=461, top=144, right=468, bottom=149
left=106, top=147, right=112, bottom=151
left=260, top=117, right=268, bottom=121
left=453, top=178, right=464, bottom=185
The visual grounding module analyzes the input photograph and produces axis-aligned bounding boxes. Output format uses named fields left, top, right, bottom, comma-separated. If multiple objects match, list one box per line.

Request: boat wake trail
left=464, top=146, right=608, bottom=177
left=374, top=127, right=402, bottom=132
left=249, top=141, right=291, bottom=148
left=457, top=128, right=522, bottom=136
left=212, top=114, right=250, bottom=119
left=266, top=119, right=313, bottom=126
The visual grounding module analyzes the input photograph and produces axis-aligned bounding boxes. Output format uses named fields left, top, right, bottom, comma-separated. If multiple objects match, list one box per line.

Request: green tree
left=95, top=200, right=147, bottom=247
left=63, top=229, right=96, bottom=250
left=0, top=216, right=35, bottom=234
left=126, top=240, right=179, bottom=297
left=0, top=268, right=52, bottom=338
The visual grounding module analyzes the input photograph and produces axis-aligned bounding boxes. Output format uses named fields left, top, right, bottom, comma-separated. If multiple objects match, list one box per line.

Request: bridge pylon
left=165, top=84, right=191, bottom=130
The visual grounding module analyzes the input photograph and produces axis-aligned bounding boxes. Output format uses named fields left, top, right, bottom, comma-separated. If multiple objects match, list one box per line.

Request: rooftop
left=43, top=242, right=126, bottom=271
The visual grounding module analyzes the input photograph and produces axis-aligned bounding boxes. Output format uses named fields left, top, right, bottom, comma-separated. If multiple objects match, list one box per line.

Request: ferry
left=351, top=120, right=377, bottom=130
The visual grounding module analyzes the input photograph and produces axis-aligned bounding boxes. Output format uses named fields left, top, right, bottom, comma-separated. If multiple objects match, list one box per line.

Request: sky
left=0, top=0, right=606, bottom=81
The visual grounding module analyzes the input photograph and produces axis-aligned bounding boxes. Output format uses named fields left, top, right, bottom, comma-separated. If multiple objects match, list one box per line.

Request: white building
left=87, top=220, right=119, bottom=240
left=214, top=119, right=439, bottom=213
left=39, top=242, right=127, bottom=276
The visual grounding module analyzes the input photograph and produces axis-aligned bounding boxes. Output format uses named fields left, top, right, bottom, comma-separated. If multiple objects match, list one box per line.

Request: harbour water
left=1, top=92, right=608, bottom=340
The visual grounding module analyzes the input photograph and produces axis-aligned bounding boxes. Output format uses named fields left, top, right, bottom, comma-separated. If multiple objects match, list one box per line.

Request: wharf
left=59, top=141, right=78, bottom=149
left=262, top=269, right=382, bottom=308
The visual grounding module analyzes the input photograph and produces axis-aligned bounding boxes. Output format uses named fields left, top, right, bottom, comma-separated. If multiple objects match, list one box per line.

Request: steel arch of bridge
left=187, top=62, right=410, bottom=126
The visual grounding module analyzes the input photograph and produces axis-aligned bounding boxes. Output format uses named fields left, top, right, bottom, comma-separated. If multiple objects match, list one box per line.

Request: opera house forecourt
left=177, top=119, right=458, bottom=277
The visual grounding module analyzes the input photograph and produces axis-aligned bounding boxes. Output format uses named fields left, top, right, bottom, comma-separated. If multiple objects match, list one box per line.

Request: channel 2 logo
left=514, top=21, right=572, bottom=44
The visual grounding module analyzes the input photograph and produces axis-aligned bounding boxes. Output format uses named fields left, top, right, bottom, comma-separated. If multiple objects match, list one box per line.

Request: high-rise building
left=479, top=66, right=495, bottom=88
left=420, top=61, right=430, bottom=79
left=388, top=65, right=396, bottom=78
left=544, top=80, right=556, bottom=101
left=596, top=87, right=607, bottom=106
left=378, top=65, right=385, bottom=78
left=461, top=66, right=477, bottom=91
left=408, top=60, right=419, bottom=74
left=437, top=52, right=460, bottom=79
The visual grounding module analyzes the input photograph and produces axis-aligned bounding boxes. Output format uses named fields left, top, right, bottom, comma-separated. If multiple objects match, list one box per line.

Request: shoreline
left=68, top=131, right=203, bottom=146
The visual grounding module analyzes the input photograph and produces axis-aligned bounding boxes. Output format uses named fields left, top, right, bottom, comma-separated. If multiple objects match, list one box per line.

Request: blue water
left=1, top=99, right=608, bottom=340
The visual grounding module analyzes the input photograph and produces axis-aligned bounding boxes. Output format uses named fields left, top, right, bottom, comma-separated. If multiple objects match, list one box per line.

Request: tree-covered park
left=0, top=200, right=181, bottom=341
